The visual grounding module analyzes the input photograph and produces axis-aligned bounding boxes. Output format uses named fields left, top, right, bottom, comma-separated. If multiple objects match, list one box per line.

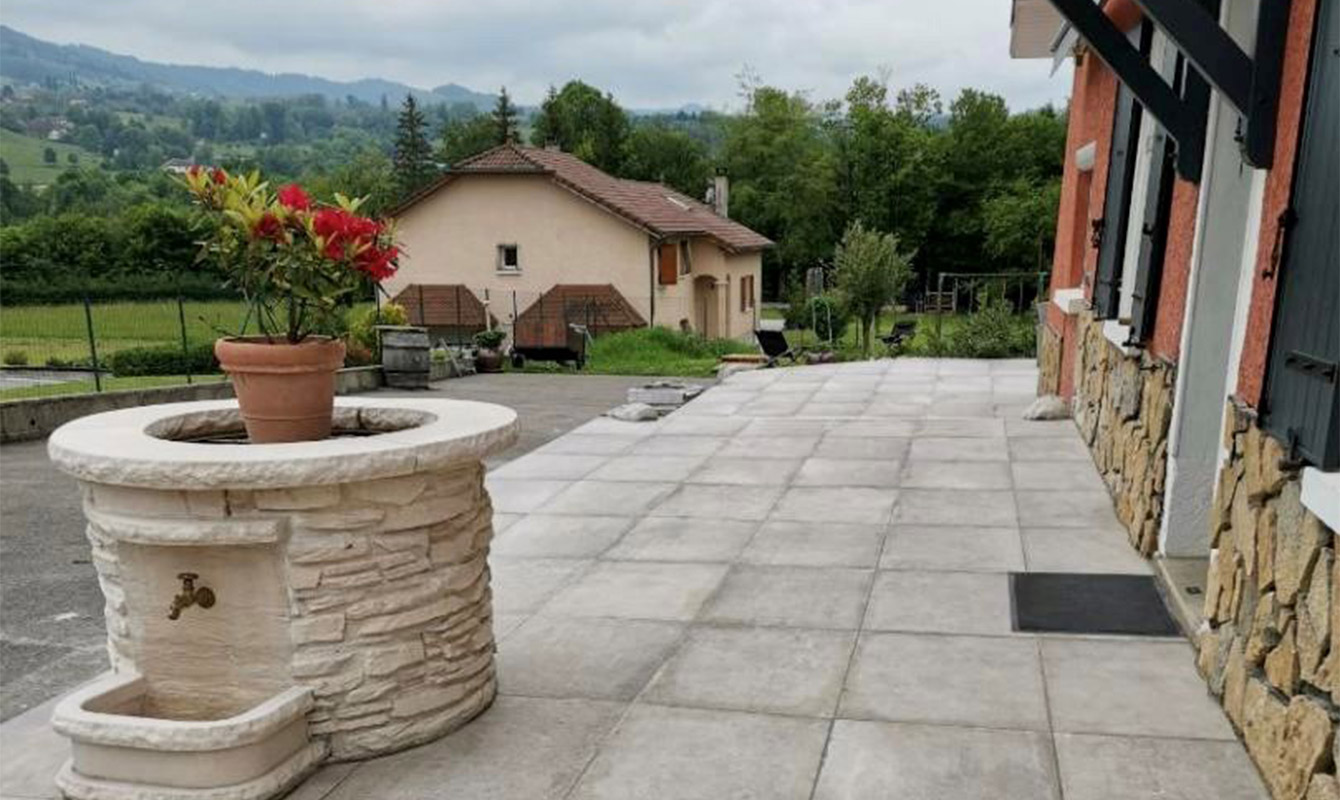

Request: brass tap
left=167, top=572, right=216, bottom=620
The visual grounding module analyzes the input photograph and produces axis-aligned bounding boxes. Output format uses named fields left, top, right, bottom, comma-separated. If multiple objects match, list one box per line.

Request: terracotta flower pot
left=214, top=337, right=346, bottom=443
left=475, top=348, right=504, bottom=374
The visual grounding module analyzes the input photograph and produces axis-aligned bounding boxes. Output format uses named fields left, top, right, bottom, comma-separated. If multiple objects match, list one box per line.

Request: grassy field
left=763, top=308, right=971, bottom=358
left=0, top=129, right=103, bottom=185
left=0, top=373, right=227, bottom=401
left=518, top=327, right=757, bottom=378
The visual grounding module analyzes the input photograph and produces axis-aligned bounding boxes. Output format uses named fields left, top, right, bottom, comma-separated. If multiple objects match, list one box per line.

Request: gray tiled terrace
left=330, top=357, right=1263, bottom=800
left=1, top=359, right=1268, bottom=800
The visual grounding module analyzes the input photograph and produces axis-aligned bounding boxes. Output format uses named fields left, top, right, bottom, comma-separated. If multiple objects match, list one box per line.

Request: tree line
left=0, top=75, right=1065, bottom=305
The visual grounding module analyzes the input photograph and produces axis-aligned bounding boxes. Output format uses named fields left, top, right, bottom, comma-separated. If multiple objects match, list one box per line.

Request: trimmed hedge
left=106, top=342, right=220, bottom=376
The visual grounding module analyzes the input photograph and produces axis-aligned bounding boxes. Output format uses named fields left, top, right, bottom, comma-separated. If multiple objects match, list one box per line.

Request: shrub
left=3, top=349, right=29, bottom=366
left=106, top=342, right=219, bottom=376
left=945, top=294, right=1036, bottom=358
left=798, top=295, right=850, bottom=343
left=474, top=329, right=506, bottom=350
left=348, top=302, right=408, bottom=352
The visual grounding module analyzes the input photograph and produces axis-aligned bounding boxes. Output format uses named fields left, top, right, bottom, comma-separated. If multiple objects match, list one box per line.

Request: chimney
left=712, top=168, right=729, bottom=217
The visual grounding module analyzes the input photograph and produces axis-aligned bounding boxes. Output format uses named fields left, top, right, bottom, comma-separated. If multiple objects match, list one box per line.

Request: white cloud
left=2, top=0, right=1070, bottom=110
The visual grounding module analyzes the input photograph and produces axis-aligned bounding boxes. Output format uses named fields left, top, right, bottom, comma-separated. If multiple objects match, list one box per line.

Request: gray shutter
left=1093, top=80, right=1145, bottom=320
left=1262, top=0, right=1339, bottom=469
left=1128, top=127, right=1176, bottom=344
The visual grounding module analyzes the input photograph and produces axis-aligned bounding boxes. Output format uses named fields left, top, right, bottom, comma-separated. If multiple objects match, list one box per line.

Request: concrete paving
left=0, top=372, right=673, bottom=722
left=0, top=360, right=1268, bottom=800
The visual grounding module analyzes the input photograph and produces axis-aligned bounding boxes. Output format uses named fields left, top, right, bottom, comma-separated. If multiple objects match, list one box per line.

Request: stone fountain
left=46, top=397, right=518, bottom=799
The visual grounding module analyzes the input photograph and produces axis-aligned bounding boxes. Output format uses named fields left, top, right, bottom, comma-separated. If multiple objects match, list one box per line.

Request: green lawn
left=516, top=327, right=757, bottom=378
left=0, top=373, right=228, bottom=401
left=777, top=311, right=970, bottom=358
left=0, top=129, right=103, bottom=185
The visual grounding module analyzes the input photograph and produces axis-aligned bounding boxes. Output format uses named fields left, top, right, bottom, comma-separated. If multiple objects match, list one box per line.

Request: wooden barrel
left=378, top=326, right=431, bottom=389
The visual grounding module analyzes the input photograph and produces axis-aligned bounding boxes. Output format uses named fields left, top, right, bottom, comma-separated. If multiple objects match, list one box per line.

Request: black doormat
left=1009, top=573, right=1181, bottom=636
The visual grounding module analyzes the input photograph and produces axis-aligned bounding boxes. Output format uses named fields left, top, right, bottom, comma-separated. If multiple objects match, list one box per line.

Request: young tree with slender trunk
left=834, top=221, right=913, bottom=355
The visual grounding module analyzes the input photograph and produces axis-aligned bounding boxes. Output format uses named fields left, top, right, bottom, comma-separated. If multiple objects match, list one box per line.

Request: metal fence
left=0, top=294, right=256, bottom=400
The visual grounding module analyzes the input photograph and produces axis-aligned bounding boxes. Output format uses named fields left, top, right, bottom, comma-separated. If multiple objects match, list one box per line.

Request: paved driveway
left=0, top=372, right=671, bottom=722
left=0, top=360, right=1266, bottom=800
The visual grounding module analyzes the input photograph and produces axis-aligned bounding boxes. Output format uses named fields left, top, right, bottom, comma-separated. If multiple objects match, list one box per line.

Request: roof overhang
left=1010, top=0, right=1067, bottom=58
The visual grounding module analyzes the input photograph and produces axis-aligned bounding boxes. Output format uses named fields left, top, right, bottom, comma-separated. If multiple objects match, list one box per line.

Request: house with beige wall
left=385, top=143, right=771, bottom=344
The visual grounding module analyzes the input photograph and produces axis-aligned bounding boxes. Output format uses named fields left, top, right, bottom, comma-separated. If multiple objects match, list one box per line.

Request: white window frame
left=496, top=243, right=520, bottom=274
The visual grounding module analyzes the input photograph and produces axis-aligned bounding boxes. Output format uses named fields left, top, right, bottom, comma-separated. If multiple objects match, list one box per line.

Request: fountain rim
left=47, top=397, right=519, bottom=491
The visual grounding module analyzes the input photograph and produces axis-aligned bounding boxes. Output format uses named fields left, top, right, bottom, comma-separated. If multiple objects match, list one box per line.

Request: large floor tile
left=864, top=571, right=1012, bottom=635
left=1011, top=461, right=1108, bottom=491
left=827, top=420, right=918, bottom=438
left=1022, top=527, right=1150, bottom=574
left=840, top=632, right=1049, bottom=730
left=543, top=561, right=728, bottom=621
left=1009, top=436, right=1093, bottom=461
left=486, top=479, right=573, bottom=514
left=739, top=419, right=835, bottom=438
left=571, top=418, right=662, bottom=438
left=702, top=566, right=872, bottom=629
left=604, top=517, right=758, bottom=563
left=1004, top=418, right=1081, bottom=438
left=489, top=454, right=608, bottom=481
left=718, top=436, right=819, bottom=459
left=771, top=487, right=897, bottom=525
left=491, top=515, right=635, bottom=559
left=498, top=617, right=684, bottom=700
left=793, top=458, right=902, bottom=488
left=908, top=437, right=1009, bottom=462
left=741, top=520, right=884, bottom=568
left=649, top=484, right=783, bottom=521
left=322, top=696, right=624, bottom=800
left=1015, top=490, right=1120, bottom=528
left=899, top=460, right=1012, bottom=489
left=892, top=489, right=1017, bottom=527
left=538, top=434, right=640, bottom=456
left=489, top=557, right=590, bottom=614
left=569, top=704, right=828, bottom=800
left=628, top=435, right=727, bottom=457
left=688, top=457, right=802, bottom=485
left=882, top=525, right=1024, bottom=572
left=656, top=416, right=750, bottom=436
left=587, top=455, right=708, bottom=483
left=915, top=417, right=1005, bottom=438
left=539, top=481, right=677, bottom=517
left=814, top=435, right=910, bottom=461
left=813, top=720, right=1060, bottom=800
left=1041, top=639, right=1237, bottom=739
left=1054, top=733, right=1269, bottom=800
left=644, top=626, right=854, bottom=717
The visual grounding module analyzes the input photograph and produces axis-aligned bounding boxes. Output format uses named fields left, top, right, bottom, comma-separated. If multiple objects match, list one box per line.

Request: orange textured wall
left=1149, top=179, right=1200, bottom=360
left=1235, top=0, right=1320, bottom=407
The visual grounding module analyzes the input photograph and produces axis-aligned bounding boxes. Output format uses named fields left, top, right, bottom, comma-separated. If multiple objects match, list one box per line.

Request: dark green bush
left=107, top=342, right=219, bottom=376
left=3, top=349, right=29, bottom=366
left=943, top=295, right=1036, bottom=358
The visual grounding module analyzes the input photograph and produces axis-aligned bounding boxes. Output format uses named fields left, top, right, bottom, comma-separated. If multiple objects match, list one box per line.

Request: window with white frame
left=496, top=244, right=520, bottom=273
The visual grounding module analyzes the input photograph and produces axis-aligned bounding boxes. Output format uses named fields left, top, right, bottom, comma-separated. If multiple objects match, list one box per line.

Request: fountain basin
left=47, top=397, right=519, bottom=797
left=53, top=673, right=323, bottom=799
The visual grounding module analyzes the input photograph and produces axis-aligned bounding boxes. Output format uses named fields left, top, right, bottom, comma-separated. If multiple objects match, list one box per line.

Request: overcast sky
left=3, top=0, right=1070, bottom=111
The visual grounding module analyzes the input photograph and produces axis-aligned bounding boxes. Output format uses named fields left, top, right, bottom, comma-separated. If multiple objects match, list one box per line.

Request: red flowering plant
left=183, top=167, right=400, bottom=343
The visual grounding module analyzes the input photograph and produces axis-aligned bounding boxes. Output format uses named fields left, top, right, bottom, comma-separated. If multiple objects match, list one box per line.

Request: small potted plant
left=473, top=329, right=507, bottom=373
left=183, top=167, right=399, bottom=443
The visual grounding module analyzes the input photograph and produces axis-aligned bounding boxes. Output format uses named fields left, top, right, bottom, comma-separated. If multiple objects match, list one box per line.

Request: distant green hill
left=0, top=25, right=496, bottom=109
left=0, top=129, right=101, bottom=185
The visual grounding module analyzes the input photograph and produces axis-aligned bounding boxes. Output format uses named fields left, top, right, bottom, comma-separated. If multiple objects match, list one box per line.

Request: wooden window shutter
left=740, top=276, right=747, bottom=312
left=1127, top=128, right=1176, bottom=344
left=658, top=243, right=678, bottom=285
left=1094, top=79, right=1144, bottom=320
left=1261, top=0, right=1339, bottom=469
left=749, top=276, right=756, bottom=308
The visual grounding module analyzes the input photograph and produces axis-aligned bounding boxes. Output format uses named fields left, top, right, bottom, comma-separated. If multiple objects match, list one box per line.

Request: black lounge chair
left=879, top=320, right=918, bottom=351
left=755, top=329, right=798, bottom=366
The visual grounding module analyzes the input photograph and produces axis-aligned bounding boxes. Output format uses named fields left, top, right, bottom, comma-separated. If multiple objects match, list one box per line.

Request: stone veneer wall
left=81, top=461, right=498, bottom=762
left=1199, top=399, right=1338, bottom=800
left=1037, top=320, right=1063, bottom=396
left=1070, top=311, right=1176, bottom=555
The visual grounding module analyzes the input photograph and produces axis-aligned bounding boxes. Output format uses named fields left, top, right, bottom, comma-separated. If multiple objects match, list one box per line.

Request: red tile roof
left=392, top=143, right=773, bottom=253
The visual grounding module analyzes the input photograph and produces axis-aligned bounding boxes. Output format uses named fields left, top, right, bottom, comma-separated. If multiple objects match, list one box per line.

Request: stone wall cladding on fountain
left=49, top=398, right=519, bottom=770
left=1198, top=399, right=1338, bottom=800
left=1070, top=311, right=1175, bottom=555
